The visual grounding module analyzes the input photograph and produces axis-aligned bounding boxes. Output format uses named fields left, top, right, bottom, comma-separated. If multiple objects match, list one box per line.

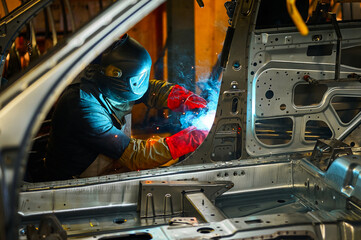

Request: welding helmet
left=97, top=34, right=151, bottom=102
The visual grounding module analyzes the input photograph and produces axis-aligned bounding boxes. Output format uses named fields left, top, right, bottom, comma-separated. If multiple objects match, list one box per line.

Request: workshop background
left=0, top=0, right=228, bottom=139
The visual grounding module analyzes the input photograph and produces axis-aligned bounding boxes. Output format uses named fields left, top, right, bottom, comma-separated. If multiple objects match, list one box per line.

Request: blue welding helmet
left=97, top=34, right=151, bottom=102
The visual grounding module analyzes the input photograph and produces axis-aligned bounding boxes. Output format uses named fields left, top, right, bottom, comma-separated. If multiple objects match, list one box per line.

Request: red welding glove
left=167, top=85, right=207, bottom=112
left=165, top=126, right=208, bottom=159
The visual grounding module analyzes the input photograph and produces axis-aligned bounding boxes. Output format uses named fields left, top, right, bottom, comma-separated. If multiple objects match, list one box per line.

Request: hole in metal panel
left=312, top=34, right=322, bottom=41
left=197, top=227, right=214, bottom=234
left=265, top=90, right=274, bottom=99
left=307, top=44, right=333, bottom=56
left=305, top=120, right=332, bottom=141
left=294, top=84, right=328, bottom=106
left=331, top=96, right=361, bottom=124
left=255, top=118, right=293, bottom=145
left=232, top=98, right=238, bottom=113
left=113, top=218, right=126, bottom=224
left=233, top=61, right=241, bottom=71
left=245, top=219, right=263, bottom=224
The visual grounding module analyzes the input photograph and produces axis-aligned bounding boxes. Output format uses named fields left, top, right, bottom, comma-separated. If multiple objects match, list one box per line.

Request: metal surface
left=19, top=160, right=292, bottom=216
left=58, top=212, right=361, bottom=239
left=293, top=159, right=347, bottom=213
left=181, top=0, right=361, bottom=162
left=324, top=155, right=361, bottom=200
left=310, top=139, right=352, bottom=171
left=184, top=192, right=226, bottom=222
left=138, top=180, right=233, bottom=218
left=331, top=13, right=342, bottom=80
left=176, top=0, right=259, bottom=165
left=63, top=0, right=75, bottom=32
left=246, top=24, right=361, bottom=157
left=19, top=157, right=361, bottom=239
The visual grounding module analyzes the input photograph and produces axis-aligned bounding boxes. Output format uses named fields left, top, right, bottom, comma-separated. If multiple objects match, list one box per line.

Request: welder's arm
left=141, top=80, right=207, bottom=111
left=165, top=126, right=208, bottom=159
left=115, top=127, right=208, bottom=171
left=115, top=137, right=172, bottom=171
left=141, top=79, right=174, bottom=109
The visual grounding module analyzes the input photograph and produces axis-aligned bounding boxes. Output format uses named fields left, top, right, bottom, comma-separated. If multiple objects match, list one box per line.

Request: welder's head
left=97, top=34, right=151, bottom=102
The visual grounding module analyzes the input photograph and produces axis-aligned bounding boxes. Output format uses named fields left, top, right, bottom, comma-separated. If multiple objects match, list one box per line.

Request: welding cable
left=286, top=0, right=309, bottom=36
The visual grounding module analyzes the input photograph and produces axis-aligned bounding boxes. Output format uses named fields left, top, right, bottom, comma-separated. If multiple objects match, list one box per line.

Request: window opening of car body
left=332, top=96, right=361, bottom=124
left=294, top=83, right=328, bottom=107
left=305, top=120, right=332, bottom=141
left=255, top=118, right=293, bottom=145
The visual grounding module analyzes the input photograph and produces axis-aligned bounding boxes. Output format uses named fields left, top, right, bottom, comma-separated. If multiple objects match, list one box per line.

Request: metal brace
left=330, top=12, right=342, bottom=80
left=310, top=139, right=353, bottom=171
left=138, top=180, right=233, bottom=219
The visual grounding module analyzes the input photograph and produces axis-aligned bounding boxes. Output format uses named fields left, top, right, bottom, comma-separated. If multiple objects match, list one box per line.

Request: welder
left=44, top=34, right=208, bottom=180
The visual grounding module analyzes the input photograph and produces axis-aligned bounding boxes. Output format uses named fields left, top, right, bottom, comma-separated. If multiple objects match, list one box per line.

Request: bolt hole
left=233, top=61, right=241, bottom=71
left=280, top=104, right=286, bottom=111
left=265, top=90, right=274, bottom=99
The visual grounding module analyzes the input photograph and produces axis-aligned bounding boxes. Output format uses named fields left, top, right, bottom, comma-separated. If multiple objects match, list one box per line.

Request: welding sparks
left=196, top=110, right=216, bottom=130
left=178, top=76, right=220, bottom=130
left=179, top=108, right=216, bottom=131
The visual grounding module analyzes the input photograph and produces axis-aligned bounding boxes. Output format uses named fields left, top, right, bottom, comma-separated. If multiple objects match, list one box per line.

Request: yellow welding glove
left=114, top=136, right=176, bottom=171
